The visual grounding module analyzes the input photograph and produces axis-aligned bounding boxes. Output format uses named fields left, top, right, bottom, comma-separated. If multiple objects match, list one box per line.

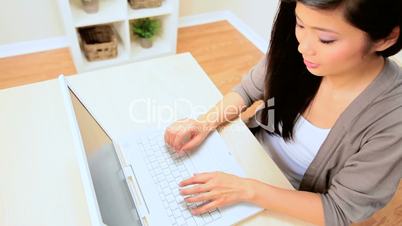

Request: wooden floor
left=0, top=20, right=400, bottom=226
left=0, top=47, right=76, bottom=89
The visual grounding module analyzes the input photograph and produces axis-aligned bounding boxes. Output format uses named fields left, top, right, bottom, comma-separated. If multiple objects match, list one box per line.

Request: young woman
left=164, top=0, right=402, bottom=225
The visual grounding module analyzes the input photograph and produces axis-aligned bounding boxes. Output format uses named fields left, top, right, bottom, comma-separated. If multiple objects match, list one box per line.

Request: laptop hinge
left=122, top=165, right=150, bottom=220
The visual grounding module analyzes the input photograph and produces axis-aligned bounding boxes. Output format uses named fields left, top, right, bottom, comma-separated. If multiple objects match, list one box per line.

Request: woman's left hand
left=179, top=172, right=254, bottom=215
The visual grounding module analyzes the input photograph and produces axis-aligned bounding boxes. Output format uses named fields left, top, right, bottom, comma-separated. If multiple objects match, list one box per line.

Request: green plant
left=132, top=18, right=161, bottom=39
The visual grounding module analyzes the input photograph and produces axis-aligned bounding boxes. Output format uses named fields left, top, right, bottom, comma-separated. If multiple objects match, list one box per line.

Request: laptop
left=61, top=76, right=262, bottom=226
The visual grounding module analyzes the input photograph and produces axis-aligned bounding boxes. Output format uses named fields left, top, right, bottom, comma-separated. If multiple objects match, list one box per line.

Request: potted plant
left=128, top=0, right=162, bottom=9
left=81, top=0, right=99, bottom=13
left=132, top=18, right=161, bottom=48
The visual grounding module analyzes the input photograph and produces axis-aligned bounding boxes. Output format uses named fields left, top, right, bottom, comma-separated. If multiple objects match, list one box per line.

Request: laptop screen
left=68, top=87, right=141, bottom=226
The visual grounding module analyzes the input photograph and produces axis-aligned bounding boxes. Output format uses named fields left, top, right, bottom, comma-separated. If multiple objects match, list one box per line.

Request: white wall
left=0, top=0, right=278, bottom=46
left=0, top=0, right=400, bottom=62
left=0, top=0, right=64, bottom=45
left=180, top=0, right=279, bottom=41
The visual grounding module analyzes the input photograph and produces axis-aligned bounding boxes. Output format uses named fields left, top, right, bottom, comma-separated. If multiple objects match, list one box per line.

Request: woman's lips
left=304, top=59, right=320, bottom=69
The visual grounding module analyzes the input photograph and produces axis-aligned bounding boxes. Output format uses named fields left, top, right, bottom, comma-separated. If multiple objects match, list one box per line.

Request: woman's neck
left=322, top=56, right=385, bottom=95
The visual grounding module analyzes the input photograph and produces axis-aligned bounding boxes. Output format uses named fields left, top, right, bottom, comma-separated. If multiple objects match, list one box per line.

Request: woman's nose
left=298, top=38, right=316, bottom=56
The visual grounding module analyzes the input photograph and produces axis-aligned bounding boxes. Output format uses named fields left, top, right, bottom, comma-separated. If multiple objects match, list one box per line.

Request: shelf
left=70, top=0, right=126, bottom=27
left=131, top=38, right=172, bottom=61
left=81, top=41, right=129, bottom=71
left=129, top=14, right=174, bottom=61
left=128, top=0, right=173, bottom=20
left=59, top=0, right=178, bottom=72
left=77, top=20, right=129, bottom=71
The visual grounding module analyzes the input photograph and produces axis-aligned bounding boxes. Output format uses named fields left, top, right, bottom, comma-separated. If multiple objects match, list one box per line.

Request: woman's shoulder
left=390, top=55, right=402, bottom=68
left=347, top=59, right=402, bottom=136
left=374, top=58, right=402, bottom=103
left=365, top=58, right=402, bottom=122
left=388, top=57, right=402, bottom=83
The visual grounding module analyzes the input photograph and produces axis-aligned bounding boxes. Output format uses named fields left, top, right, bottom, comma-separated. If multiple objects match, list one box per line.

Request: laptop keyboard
left=136, top=131, right=222, bottom=226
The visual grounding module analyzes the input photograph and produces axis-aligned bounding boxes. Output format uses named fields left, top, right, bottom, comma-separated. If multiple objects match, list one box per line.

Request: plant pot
left=139, top=38, right=153, bottom=48
left=81, top=0, right=99, bottom=14
left=128, top=0, right=162, bottom=9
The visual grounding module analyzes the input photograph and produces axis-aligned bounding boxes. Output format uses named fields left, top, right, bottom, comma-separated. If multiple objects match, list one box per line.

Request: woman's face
left=294, top=2, right=377, bottom=77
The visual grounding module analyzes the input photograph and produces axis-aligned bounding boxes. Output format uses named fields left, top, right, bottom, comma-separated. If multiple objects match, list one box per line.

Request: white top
left=263, top=116, right=331, bottom=189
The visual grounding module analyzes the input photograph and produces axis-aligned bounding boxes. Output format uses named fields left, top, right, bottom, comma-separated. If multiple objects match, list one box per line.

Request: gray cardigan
left=233, top=57, right=402, bottom=226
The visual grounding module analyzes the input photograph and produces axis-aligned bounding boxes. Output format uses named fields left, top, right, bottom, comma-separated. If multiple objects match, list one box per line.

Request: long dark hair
left=261, top=0, right=402, bottom=141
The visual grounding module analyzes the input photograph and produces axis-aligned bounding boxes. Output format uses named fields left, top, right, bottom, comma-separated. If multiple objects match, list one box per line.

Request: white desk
left=67, top=53, right=314, bottom=226
left=2, top=52, right=398, bottom=226
left=0, top=80, right=99, bottom=226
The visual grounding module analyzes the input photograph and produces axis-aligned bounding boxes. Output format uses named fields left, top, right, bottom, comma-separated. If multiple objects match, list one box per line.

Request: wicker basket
left=78, top=25, right=118, bottom=61
left=128, top=0, right=162, bottom=9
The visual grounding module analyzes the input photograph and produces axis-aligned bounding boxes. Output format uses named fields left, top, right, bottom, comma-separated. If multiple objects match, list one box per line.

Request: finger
left=172, top=129, right=192, bottom=151
left=164, top=127, right=176, bottom=147
left=165, top=119, right=192, bottom=147
left=164, top=127, right=172, bottom=146
left=185, top=191, right=216, bottom=203
left=191, top=200, right=221, bottom=215
left=179, top=134, right=204, bottom=152
left=180, top=184, right=210, bottom=196
left=167, top=121, right=191, bottom=148
left=168, top=128, right=183, bottom=149
left=179, top=173, right=213, bottom=187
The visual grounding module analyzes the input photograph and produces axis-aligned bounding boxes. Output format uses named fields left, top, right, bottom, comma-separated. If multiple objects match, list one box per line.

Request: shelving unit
left=58, top=0, right=179, bottom=72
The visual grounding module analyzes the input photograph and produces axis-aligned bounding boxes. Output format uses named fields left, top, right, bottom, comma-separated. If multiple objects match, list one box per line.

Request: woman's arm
left=199, top=56, right=268, bottom=131
left=165, top=57, right=267, bottom=152
left=180, top=172, right=325, bottom=226
left=197, top=91, right=247, bottom=131
left=165, top=92, right=247, bottom=152
left=249, top=179, right=325, bottom=226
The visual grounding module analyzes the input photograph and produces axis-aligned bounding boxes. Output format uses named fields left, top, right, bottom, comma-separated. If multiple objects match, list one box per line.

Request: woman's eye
left=320, top=40, right=335, bottom=44
left=296, top=23, right=304, bottom=29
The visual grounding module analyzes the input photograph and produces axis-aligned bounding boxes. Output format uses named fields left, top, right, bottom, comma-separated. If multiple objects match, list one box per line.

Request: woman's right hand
left=164, top=118, right=213, bottom=155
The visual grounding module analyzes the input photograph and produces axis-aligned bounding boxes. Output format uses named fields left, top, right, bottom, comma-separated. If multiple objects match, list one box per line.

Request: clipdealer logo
left=129, top=98, right=208, bottom=124
left=128, top=97, right=275, bottom=132
left=254, top=97, right=275, bottom=132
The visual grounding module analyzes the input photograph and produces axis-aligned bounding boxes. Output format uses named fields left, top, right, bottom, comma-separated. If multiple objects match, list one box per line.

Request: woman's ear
left=373, top=26, right=400, bottom=52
